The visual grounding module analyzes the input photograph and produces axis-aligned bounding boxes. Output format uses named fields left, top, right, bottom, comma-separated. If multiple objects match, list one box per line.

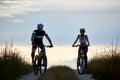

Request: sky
left=0, top=0, right=120, bottom=69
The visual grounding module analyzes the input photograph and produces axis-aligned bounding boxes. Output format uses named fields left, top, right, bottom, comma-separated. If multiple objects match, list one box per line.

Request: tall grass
left=0, top=43, right=32, bottom=80
left=87, top=43, right=120, bottom=80
left=37, top=65, right=78, bottom=80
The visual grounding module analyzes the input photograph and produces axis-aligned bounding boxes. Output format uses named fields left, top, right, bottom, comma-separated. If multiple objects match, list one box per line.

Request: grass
left=87, top=43, right=120, bottom=80
left=0, top=43, right=32, bottom=80
left=37, top=65, right=78, bottom=80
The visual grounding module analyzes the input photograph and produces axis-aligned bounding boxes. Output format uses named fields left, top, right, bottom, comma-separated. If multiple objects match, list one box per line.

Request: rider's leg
left=31, top=48, right=36, bottom=60
left=78, top=47, right=81, bottom=58
left=31, top=45, right=37, bottom=65
left=84, top=54, right=87, bottom=68
left=77, top=47, right=81, bottom=64
left=84, top=46, right=88, bottom=68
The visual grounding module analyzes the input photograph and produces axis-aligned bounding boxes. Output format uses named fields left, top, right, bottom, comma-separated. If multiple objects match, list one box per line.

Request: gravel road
left=18, top=72, right=39, bottom=80
left=74, top=70, right=95, bottom=80
left=18, top=71, right=95, bottom=80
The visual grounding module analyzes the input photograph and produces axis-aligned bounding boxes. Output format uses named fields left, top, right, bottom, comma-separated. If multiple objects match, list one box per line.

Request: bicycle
left=33, top=45, right=51, bottom=75
left=73, top=44, right=88, bottom=74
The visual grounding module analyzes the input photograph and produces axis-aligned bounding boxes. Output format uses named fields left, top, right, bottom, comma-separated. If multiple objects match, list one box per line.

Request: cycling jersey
left=79, top=35, right=88, bottom=54
left=79, top=35, right=87, bottom=45
left=32, top=29, right=48, bottom=47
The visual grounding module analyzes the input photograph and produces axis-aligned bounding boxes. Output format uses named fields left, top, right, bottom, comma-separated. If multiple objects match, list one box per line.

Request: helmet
left=80, top=28, right=85, bottom=32
left=37, top=23, right=44, bottom=29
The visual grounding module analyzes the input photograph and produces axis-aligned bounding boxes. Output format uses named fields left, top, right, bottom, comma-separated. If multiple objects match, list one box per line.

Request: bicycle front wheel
left=77, top=56, right=85, bottom=74
left=39, top=55, right=47, bottom=75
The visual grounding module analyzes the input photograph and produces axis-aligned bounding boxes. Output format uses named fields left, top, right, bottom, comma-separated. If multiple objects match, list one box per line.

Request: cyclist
left=31, top=23, right=53, bottom=65
left=72, top=28, right=90, bottom=68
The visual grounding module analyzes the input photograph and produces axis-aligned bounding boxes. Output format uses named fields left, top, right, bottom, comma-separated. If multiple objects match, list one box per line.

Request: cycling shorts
left=32, top=43, right=45, bottom=49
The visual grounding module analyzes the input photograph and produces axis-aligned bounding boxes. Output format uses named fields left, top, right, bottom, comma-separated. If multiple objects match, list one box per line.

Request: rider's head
left=37, top=23, right=44, bottom=29
left=80, top=28, right=85, bottom=34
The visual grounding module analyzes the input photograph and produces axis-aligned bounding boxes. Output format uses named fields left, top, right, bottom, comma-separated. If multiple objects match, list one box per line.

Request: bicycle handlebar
left=32, top=42, right=53, bottom=48
left=44, top=45, right=53, bottom=48
left=72, top=44, right=89, bottom=47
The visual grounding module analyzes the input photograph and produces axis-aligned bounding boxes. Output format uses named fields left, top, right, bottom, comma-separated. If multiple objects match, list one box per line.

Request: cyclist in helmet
left=72, top=28, right=90, bottom=68
left=31, top=23, right=53, bottom=65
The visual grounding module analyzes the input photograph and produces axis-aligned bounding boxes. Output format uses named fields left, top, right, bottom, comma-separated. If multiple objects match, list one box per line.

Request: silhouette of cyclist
left=72, top=28, right=90, bottom=68
left=31, top=23, right=53, bottom=65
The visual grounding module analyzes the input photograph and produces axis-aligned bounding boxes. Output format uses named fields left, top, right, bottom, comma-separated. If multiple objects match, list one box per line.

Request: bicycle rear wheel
left=39, top=55, right=47, bottom=75
left=77, top=54, right=85, bottom=74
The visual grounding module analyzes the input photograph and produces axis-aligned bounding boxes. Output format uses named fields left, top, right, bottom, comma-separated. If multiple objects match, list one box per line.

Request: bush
left=37, top=65, right=78, bottom=80
left=0, top=44, right=32, bottom=80
left=87, top=43, right=120, bottom=80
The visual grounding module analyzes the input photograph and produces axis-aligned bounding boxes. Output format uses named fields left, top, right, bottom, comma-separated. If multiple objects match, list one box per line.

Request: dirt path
left=74, top=70, right=95, bottom=80
left=18, top=72, right=39, bottom=80
left=18, top=71, right=95, bottom=80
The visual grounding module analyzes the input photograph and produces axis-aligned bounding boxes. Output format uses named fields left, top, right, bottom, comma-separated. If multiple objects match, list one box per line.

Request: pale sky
left=0, top=0, right=120, bottom=68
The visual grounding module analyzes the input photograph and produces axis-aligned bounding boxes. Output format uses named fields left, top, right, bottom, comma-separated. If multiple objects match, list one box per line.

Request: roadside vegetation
left=0, top=43, right=32, bottom=80
left=87, top=42, right=120, bottom=80
left=37, top=65, right=78, bottom=80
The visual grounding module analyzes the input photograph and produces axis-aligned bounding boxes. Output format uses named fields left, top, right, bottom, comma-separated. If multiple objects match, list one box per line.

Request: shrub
left=37, top=65, right=78, bottom=80
left=87, top=43, right=120, bottom=80
left=0, top=44, right=32, bottom=80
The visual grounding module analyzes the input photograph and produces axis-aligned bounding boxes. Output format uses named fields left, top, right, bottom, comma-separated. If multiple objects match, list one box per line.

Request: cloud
left=7, top=18, right=24, bottom=23
left=39, top=0, right=120, bottom=11
left=0, top=0, right=44, bottom=18
left=0, top=0, right=120, bottom=18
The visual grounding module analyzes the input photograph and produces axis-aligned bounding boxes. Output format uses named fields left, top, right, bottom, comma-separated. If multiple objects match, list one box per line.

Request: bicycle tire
left=39, top=55, right=47, bottom=75
left=77, top=54, right=85, bottom=74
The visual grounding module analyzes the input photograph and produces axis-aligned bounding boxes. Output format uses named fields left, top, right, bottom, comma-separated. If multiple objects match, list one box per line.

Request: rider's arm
left=72, top=35, right=79, bottom=47
left=31, top=31, right=35, bottom=44
left=31, top=36, right=34, bottom=43
left=45, top=33, right=53, bottom=47
left=86, top=35, right=90, bottom=46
